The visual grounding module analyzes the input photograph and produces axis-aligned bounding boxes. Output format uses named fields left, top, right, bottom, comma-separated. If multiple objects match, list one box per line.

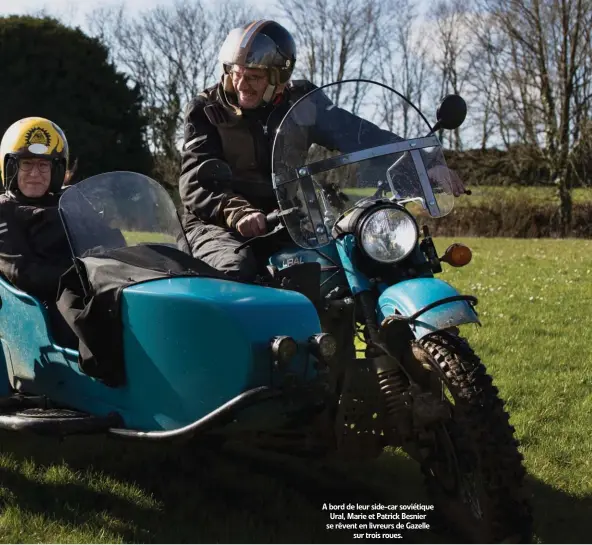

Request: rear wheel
left=403, top=331, right=532, bottom=543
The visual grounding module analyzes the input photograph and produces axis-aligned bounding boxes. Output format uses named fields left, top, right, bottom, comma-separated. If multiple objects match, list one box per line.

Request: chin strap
left=261, top=68, right=281, bottom=104
left=261, top=84, right=276, bottom=104
left=4, top=156, right=18, bottom=193
left=8, top=188, right=55, bottom=205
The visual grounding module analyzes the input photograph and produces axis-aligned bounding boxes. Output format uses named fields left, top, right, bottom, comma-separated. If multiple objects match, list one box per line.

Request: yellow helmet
left=0, top=117, right=69, bottom=194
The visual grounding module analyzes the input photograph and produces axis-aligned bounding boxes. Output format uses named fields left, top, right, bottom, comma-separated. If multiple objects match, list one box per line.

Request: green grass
left=434, top=237, right=592, bottom=543
left=344, top=185, right=592, bottom=206
left=0, top=237, right=590, bottom=543
left=434, top=237, right=592, bottom=489
left=121, top=231, right=176, bottom=246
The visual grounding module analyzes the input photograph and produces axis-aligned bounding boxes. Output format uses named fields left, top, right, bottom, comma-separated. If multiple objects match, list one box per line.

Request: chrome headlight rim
left=356, top=203, right=418, bottom=264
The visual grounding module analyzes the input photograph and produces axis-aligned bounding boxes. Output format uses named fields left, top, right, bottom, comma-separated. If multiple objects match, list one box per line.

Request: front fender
left=377, top=278, right=480, bottom=339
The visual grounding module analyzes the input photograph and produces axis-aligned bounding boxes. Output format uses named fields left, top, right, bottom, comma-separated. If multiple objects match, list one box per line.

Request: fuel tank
left=268, top=242, right=346, bottom=298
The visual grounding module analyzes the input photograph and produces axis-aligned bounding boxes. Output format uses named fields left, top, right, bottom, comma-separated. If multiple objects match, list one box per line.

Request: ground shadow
left=525, top=475, right=592, bottom=544
left=0, top=430, right=589, bottom=543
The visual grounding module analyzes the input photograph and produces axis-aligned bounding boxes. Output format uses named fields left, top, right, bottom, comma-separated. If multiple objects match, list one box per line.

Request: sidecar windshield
left=271, top=80, right=455, bottom=249
left=58, top=171, right=190, bottom=258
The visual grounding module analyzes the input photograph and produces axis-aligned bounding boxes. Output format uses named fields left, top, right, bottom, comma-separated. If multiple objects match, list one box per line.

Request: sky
left=0, top=0, right=277, bottom=31
left=0, top=0, right=481, bottom=147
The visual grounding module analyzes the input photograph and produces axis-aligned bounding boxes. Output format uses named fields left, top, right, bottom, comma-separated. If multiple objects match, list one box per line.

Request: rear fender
left=377, top=278, right=480, bottom=340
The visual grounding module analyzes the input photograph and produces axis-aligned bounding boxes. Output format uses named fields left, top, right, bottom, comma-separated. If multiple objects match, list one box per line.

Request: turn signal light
left=440, top=243, right=472, bottom=267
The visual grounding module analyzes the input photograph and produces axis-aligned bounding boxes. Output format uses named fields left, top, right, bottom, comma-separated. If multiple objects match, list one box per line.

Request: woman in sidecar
left=0, top=117, right=80, bottom=347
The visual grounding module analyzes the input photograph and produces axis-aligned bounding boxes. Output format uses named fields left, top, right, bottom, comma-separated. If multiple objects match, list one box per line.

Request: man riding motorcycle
left=179, top=19, right=467, bottom=281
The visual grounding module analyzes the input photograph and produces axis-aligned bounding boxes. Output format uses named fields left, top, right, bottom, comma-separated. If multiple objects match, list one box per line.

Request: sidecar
left=0, top=172, right=332, bottom=441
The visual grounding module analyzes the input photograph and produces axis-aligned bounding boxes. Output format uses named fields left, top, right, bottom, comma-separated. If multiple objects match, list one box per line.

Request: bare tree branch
left=475, top=0, right=592, bottom=233
left=86, top=0, right=259, bottom=187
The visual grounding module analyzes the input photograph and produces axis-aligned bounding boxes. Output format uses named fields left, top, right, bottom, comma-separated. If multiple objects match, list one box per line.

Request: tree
left=0, top=15, right=153, bottom=183
left=428, top=0, right=479, bottom=151
left=477, top=0, right=592, bottom=234
left=378, top=0, right=431, bottom=137
left=86, top=0, right=258, bottom=189
left=276, top=0, right=391, bottom=109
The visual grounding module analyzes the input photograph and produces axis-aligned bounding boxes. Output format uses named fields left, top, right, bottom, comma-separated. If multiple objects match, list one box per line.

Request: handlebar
left=266, top=210, right=280, bottom=226
left=232, top=209, right=284, bottom=254
left=265, top=206, right=300, bottom=228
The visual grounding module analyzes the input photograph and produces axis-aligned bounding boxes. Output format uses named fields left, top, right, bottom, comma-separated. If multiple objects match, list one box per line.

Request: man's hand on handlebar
left=427, top=165, right=471, bottom=197
left=236, top=212, right=268, bottom=237
left=235, top=208, right=295, bottom=238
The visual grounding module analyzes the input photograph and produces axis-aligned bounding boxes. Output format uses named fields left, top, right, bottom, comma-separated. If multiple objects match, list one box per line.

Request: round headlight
left=271, top=336, right=298, bottom=365
left=358, top=206, right=418, bottom=263
left=309, top=333, right=338, bottom=361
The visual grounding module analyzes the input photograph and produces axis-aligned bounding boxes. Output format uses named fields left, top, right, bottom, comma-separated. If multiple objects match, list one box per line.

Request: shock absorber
left=375, top=364, right=413, bottom=442
left=356, top=291, right=413, bottom=441
left=376, top=367, right=411, bottom=419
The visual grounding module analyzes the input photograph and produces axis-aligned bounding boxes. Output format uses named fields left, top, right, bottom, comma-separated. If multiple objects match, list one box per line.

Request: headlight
left=358, top=206, right=418, bottom=263
left=309, top=333, right=337, bottom=361
left=270, top=336, right=298, bottom=366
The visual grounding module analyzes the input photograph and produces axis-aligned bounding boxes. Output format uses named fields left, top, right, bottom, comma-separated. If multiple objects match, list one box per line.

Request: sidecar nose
left=117, top=275, right=324, bottom=428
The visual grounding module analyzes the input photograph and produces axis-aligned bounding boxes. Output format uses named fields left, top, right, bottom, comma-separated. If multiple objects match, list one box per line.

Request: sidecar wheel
left=407, top=332, right=532, bottom=544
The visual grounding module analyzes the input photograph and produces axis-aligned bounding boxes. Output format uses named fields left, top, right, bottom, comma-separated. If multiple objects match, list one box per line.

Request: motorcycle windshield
left=58, top=171, right=190, bottom=258
left=271, top=80, right=455, bottom=249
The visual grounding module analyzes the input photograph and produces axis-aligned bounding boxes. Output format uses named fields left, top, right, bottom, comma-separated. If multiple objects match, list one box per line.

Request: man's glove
left=427, top=165, right=468, bottom=197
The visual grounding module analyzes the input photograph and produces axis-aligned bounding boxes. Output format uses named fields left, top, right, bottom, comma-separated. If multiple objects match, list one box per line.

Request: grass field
left=0, top=237, right=590, bottom=543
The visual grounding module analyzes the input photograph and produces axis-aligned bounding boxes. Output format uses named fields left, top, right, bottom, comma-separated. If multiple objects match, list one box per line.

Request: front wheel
left=402, top=332, right=533, bottom=543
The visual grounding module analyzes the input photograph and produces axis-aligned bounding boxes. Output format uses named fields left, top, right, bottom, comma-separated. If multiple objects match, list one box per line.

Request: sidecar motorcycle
left=0, top=80, right=532, bottom=543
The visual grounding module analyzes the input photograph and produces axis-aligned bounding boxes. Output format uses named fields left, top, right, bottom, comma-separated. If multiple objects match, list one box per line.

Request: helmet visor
left=219, top=28, right=290, bottom=70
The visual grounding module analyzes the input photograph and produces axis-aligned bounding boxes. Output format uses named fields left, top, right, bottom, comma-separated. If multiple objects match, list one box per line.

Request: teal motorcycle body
left=0, top=274, right=323, bottom=432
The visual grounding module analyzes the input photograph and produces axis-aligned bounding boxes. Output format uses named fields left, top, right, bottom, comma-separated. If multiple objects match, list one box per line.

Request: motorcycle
left=0, top=78, right=532, bottom=543
left=237, top=79, right=531, bottom=543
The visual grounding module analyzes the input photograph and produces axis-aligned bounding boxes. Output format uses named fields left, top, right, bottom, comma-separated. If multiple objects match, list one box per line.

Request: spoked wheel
left=402, top=331, right=533, bottom=543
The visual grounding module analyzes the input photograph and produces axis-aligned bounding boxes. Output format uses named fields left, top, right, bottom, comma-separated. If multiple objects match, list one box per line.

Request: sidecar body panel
left=0, top=277, right=79, bottom=394
left=377, top=277, right=480, bottom=339
left=0, top=275, right=322, bottom=431
left=119, top=276, right=321, bottom=429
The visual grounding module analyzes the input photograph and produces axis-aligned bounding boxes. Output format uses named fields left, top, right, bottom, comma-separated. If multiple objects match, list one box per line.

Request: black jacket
left=179, top=80, right=315, bottom=233
left=179, top=79, right=406, bottom=234
left=0, top=191, right=72, bottom=302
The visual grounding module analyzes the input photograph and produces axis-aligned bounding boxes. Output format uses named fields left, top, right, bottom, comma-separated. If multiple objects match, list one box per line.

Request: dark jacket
left=0, top=191, right=72, bottom=302
left=179, top=80, right=314, bottom=233
left=179, top=79, right=405, bottom=235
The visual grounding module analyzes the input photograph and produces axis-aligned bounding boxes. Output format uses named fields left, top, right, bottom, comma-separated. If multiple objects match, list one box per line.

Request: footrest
left=0, top=407, right=123, bottom=436
left=0, top=394, right=49, bottom=412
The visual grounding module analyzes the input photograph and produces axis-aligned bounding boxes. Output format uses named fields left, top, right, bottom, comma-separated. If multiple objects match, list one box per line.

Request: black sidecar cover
left=56, top=243, right=229, bottom=387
